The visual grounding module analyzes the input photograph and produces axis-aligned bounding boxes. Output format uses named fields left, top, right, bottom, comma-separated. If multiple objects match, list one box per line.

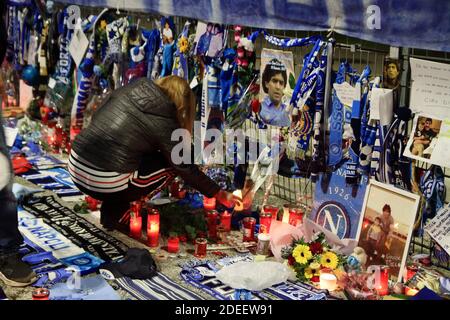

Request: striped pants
left=68, top=150, right=175, bottom=228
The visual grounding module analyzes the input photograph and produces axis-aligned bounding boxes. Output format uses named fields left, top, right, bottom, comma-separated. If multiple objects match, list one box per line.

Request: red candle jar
left=288, top=208, right=303, bottom=227
left=220, top=211, right=232, bottom=232
left=194, top=238, right=207, bottom=258
left=376, top=266, right=390, bottom=296
left=263, top=205, right=279, bottom=220
left=405, top=264, right=419, bottom=282
left=32, top=288, right=50, bottom=300
left=129, top=215, right=142, bottom=239
left=259, top=212, right=272, bottom=234
left=203, top=196, right=216, bottom=210
left=242, top=217, right=256, bottom=242
left=206, top=210, right=219, bottom=239
left=147, top=209, right=160, bottom=247
left=167, top=236, right=180, bottom=253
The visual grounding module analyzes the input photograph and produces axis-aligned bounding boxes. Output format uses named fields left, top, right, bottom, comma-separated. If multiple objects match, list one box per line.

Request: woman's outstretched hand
left=215, top=190, right=241, bottom=208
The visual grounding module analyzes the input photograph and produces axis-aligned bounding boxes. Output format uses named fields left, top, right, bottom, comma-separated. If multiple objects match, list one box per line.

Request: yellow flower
left=178, top=37, right=189, bottom=53
left=320, top=251, right=339, bottom=269
left=304, top=262, right=321, bottom=279
left=292, top=244, right=312, bottom=264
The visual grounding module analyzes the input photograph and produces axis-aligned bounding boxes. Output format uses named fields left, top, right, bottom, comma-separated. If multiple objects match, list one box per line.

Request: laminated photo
left=259, top=49, right=295, bottom=128
left=404, top=114, right=449, bottom=168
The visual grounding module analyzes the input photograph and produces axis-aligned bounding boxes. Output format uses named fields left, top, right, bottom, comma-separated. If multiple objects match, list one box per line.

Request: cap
left=99, top=248, right=158, bottom=280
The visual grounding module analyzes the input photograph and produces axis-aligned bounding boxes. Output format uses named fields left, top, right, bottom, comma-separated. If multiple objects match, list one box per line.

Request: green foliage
left=289, top=73, right=296, bottom=90
left=158, top=203, right=207, bottom=239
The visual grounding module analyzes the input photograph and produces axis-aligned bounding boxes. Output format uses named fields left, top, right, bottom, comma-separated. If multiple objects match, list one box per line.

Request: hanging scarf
left=308, top=46, right=327, bottom=180
left=419, top=166, right=446, bottom=234
left=142, top=29, right=160, bottom=79
left=69, top=9, right=109, bottom=140
left=172, top=21, right=190, bottom=80
left=328, top=62, right=358, bottom=167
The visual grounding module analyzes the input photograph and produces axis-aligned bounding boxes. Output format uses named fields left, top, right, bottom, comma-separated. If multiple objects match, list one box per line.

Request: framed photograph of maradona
left=259, top=49, right=295, bottom=128
left=356, top=180, right=420, bottom=282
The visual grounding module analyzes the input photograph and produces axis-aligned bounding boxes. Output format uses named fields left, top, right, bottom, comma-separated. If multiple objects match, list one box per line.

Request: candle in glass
left=220, top=211, right=232, bottom=232
left=319, top=269, right=337, bottom=291
left=203, top=196, right=216, bottom=210
left=288, top=208, right=303, bottom=227
left=167, top=236, right=180, bottom=253
left=206, top=210, right=219, bottom=239
left=194, top=238, right=207, bottom=258
left=147, top=209, right=160, bottom=247
left=242, top=217, right=256, bottom=242
left=129, top=215, right=142, bottom=239
left=376, top=266, right=390, bottom=296
left=263, top=205, right=279, bottom=220
left=259, top=212, right=272, bottom=234
left=282, top=204, right=292, bottom=224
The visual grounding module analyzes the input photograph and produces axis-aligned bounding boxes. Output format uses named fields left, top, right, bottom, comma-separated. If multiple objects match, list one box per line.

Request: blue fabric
left=259, top=96, right=291, bottom=127
left=55, top=0, right=450, bottom=52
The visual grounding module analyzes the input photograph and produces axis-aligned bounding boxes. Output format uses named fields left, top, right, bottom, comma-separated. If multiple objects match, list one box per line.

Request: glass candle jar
left=32, top=288, right=50, bottom=300
left=147, top=208, right=160, bottom=247
left=242, top=217, right=256, bottom=242
left=263, top=205, right=279, bottom=220
left=288, top=208, right=303, bottom=227
left=167, top=236, right=180, bottom=253
left=256, top=233, right=271, bottom=256
left=206, top=210, right=219, bottom=239
left=194, top=238, right=207, bottom=258
left=203, top=196, right=216, bottom=210
left=259, top=212, right=272, bottom=234
left=220, top=211, right=232, bottom=232
left=129, top=215, right=142, bottom=239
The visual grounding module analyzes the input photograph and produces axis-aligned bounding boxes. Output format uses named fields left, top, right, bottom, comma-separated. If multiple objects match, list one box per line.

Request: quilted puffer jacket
left=72, top=78, right=220, bottom=197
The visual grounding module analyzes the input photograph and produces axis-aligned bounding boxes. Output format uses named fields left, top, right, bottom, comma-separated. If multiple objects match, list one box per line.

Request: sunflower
left=304, top=262, right=321, bottom=279
left=320, top=251, right=339, bottom=269
left=292, top=244, right=313, bottom=264
left=178, top=37, right=189, bottom=53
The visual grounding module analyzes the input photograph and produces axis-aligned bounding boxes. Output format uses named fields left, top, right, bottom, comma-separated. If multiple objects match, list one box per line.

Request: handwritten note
left=334, top=82, right=358, bottom=107
left=425, top=204, right=450, bottom=255
left=410, top=58, right=450, bottom=118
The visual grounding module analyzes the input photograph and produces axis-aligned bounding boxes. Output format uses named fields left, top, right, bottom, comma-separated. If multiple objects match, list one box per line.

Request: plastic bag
left=216, top=261, right=291, bottom=291
left=269, top=220, right=305, bottom=261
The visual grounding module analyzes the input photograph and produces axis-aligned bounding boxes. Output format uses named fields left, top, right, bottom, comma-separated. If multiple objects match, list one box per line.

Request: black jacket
left=72, top=78, right=220, bottom=197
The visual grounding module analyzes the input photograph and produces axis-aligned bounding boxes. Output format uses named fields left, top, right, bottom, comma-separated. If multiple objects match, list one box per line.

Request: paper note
left=369, top=87, right=393, bottom=126
left=334, top=82, right=358, bottom=107
left=3, top=126, right=18, bottom=147
left=410, top=58, right=450, bottom=118
left=69, top=28, right=89, bottom=68
left=425, top=204, right=450, bottom=256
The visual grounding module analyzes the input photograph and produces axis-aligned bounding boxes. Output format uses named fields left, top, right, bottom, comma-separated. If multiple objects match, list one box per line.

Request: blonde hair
left=154, top=75, right=196, bottom=134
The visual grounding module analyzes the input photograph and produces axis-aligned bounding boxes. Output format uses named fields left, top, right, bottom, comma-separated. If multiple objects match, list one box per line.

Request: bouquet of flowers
left=281, top=233, right=344, bottom=283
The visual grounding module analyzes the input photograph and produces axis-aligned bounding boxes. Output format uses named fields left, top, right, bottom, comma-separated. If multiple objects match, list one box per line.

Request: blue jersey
left=259, top=95, right=291, bottom=127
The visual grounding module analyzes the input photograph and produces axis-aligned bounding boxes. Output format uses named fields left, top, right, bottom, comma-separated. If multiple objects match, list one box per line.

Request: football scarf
left=22, top=195, right=128, bottom=262
left=420, top=166, right=446, bottom=226
left=142, top=29, right=160, bottom=79
left=70, top=9, right=109, bottom=140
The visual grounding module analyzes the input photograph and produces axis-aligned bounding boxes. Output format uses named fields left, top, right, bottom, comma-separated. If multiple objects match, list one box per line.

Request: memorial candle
left=203, top=196, right=216, bottom=210
left=167, top=236, right=180, bottom=253
left=220, top=211, right=232, bottom=232
left=147, top=209, right=160, bottom=247
left=194, top=238, right=207, bottom=258
left=288, top=208, right=303, bottom=227
left=129, top=215, right=142, bottom=239
left=207, top=210, right=219, bottom=239
left=242, top=217, right=256, bottom=242
left=376, top=266, right=390, bottom=296
left=263, top=205, right=279, bottom=220
left=259, top=212, right=272, bottom=234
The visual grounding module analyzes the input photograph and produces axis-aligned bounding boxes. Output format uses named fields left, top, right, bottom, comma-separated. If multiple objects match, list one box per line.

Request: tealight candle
left=319, top=270, right=337, bottom=291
